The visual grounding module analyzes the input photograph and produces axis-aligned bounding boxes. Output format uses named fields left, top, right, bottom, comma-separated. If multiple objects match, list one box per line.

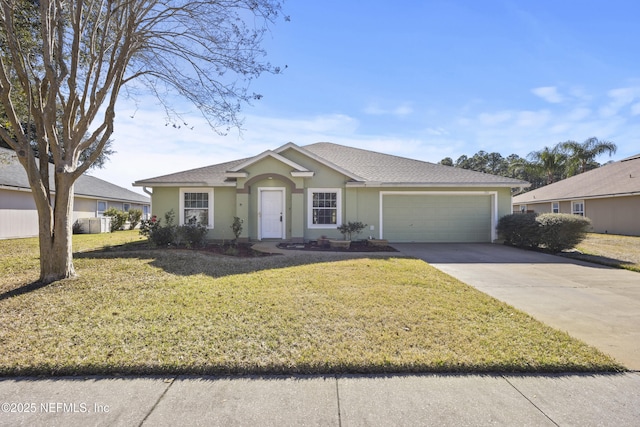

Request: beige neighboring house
left=513, top=153, right=640, bottom=236
left=134, top=142, right=529, bottom=243
left=0, top=147, right=150, bottom=239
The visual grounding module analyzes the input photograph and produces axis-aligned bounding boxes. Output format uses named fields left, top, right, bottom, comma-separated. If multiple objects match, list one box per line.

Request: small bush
left=337, top=221, right=367, bottom=241
left=104, top=207, right=128, bottom=232
left=72, top=220, right=84, bottom=235
left=128, top=209, right=143, bottom=229
left=537, top=213, right=591, bottom=253
left=230, top=216, right=244, bottom=243
left=497, top=213, right=540, bottom=248
left=140, top=210, right=208, bottom=248
left=140, top=210, right=177, bottom=247
left=177, top=220, right=208, bottom=248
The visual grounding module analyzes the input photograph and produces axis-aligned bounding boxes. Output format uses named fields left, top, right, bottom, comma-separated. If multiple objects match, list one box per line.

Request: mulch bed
left=277, top=240, right=397, bottom=253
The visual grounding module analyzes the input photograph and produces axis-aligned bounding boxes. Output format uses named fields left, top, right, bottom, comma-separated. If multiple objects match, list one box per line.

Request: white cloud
left=363, top=102, right=413, bottom=117
left=531, top=86, right=564, bottom=103
left=599, top=86, right=640, bottom=118
left=477, top=111, right=512, bottom=126
left=631, top=103, right=640, bottom=116
left=516, top=110, right=551, bottom=127
left=425, top=127, right=449, bottom=136
left=566, top=107, right=591, bottom=121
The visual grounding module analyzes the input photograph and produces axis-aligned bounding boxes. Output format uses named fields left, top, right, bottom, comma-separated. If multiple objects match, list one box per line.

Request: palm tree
left=561, top=137, right=617, bottom=175
left=527, top=146, right=567, bottom=185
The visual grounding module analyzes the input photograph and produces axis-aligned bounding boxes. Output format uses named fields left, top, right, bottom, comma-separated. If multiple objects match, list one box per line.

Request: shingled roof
left=513, top=153, right=640, bottom=204
left=134, top=142, right=530, bottom=188
left=0, top=147, right=150, bottom=204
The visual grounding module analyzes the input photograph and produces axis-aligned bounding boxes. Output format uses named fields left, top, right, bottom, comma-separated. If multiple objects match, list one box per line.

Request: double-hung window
left=308, top=189, right=342, bottom=228
left=572, top=201, right=585, bottom=216
left=97, top=200, right=107, bottom=217
left=180, top=188, right=214, bottom=227
left=552, top=202, right=560, bottom=213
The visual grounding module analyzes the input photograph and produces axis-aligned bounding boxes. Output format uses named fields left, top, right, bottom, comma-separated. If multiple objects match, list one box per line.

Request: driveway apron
left=393, top=243, right=640, bottom=371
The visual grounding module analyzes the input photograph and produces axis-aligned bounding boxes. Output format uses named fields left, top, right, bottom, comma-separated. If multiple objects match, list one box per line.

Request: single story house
left=512, top=153, right=640, bottom=236
left=0, top=147, right=151, bottom=239
left=134, top=142, right=528, bottom=243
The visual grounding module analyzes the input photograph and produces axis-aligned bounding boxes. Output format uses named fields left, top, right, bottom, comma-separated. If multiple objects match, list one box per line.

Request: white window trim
left=97, top=200, right=107, bottom=217
left=552, top=202, right=559, bottom=214
left=179, top=188, right=214, bottom=228
left=307, top=188, right=342, bottom=229
left=572, top=200, right=585, bottom=216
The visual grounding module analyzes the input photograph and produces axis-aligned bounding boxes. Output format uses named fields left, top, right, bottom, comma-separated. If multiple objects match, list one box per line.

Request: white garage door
left=382, top=193, right=493, bottom=243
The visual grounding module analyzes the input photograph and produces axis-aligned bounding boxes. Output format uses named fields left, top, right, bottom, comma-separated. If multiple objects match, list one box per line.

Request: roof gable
left=513, top=154, right=640, bottom=203
left=274, top=142, right=364, bottom=181
left=227, top=149, right=311, bottom=175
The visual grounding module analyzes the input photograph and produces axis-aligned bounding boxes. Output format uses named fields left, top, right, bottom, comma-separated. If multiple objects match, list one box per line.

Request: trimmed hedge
left=536, top=213, right=591, bottom=253
left=496, top=213, right=540, bottom=248
left=497, top=213, right=591, bottom=253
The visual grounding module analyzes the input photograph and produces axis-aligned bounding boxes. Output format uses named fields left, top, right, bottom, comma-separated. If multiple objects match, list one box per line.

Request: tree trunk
left=37, top=176, right=76, bottom=284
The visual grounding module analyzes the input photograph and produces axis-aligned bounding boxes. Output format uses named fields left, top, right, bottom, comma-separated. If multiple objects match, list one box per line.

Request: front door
left=260, top=189, right=284, bottom=239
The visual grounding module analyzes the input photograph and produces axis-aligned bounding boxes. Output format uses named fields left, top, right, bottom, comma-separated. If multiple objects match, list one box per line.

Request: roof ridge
left=304, top=141, right=438, bottom=166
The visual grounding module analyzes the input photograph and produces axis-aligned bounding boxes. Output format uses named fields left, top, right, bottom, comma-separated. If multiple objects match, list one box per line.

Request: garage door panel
left=382, top=194, right=491, bottom=243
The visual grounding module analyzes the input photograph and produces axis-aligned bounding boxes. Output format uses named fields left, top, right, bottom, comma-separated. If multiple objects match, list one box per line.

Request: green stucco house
left=133, top=142, right=529, bottom=243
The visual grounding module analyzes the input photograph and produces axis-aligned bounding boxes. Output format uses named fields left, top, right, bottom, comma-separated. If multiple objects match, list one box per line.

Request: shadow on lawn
left=74, top=244, right=400, bottom=279
left=560, top=252, right=638, bottom=272
left=0, top=280, right=51, bottom=302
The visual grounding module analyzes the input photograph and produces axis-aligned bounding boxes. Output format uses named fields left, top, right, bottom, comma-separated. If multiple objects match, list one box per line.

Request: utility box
left=78, top=217, right=111, bottom=234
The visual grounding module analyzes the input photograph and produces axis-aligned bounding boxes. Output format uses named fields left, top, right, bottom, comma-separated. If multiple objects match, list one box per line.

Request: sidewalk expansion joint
left=335, top=376, right=343, bottom=427
left=502, top=376, right=559, bottom=427
left=138, top=376, right=176, bottom=427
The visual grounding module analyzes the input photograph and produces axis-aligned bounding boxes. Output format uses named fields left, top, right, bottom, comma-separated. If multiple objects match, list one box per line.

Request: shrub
left=128, top=209, right=143, bottom=229
left=230, top=216, right=244, bottom=243
left=497, top=213, right=592, bottom=253
left=103, top=207, right=128, bottom=232
left=140, top=210, right=177, bottom=247
left=536, top=213, right=591, bottom=253
left=496, top=213, right=540, bottom=248
left=72, top=220, right=84, bottom=235
left=176, top=219, right=208, bottom=248
left=337, top=221, right=367, bottom=241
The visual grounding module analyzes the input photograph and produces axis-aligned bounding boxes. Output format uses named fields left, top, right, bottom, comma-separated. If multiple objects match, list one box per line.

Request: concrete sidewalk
left=1, top=373, right=639, bottom=426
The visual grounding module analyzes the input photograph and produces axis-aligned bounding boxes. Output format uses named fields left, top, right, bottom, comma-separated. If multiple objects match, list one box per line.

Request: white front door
left=260, top=189, right=284, bottom=239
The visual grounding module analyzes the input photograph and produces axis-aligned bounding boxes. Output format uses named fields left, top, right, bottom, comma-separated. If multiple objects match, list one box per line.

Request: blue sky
left=90, top=0, right=640, bottom=193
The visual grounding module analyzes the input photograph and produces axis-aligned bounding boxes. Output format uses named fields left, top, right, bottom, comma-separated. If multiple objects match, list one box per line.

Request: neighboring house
left=0, top=147, right=150, bottom=239
left=134, top=142, right=528, bottom=243
left=513, top=154, right=640, bottom=236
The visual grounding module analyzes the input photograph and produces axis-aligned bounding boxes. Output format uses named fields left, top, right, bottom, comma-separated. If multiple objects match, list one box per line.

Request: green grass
left=0, top=232, right=623, bottom=375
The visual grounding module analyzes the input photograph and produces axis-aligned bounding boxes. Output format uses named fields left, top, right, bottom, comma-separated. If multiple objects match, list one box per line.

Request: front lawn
left=0, top=232, right=622, bottom=375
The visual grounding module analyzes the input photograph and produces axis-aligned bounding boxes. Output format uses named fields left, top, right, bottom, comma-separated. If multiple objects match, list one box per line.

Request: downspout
left=143, top=187, right=153, bottom=219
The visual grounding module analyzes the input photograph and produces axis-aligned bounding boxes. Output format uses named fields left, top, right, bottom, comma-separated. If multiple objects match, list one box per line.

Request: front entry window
left=179, top=188, right=214, bottom=228
left=308, top=189, right=342, bottom=228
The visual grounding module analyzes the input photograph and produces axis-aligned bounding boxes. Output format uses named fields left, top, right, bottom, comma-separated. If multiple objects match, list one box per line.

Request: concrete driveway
left=393, top=243, right=640, bottom=371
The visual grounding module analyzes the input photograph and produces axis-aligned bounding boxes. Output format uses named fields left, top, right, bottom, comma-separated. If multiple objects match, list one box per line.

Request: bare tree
left=0, top=0, right=284, bottom=283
